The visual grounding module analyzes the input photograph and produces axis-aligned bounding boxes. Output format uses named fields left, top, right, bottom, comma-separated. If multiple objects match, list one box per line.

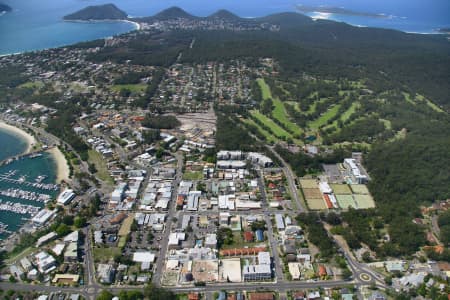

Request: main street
left=151, top=152, right=184, bottom=286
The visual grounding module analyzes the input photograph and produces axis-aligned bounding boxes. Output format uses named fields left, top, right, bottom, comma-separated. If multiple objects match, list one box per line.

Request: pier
left=0, top=147, right=55, bottom=168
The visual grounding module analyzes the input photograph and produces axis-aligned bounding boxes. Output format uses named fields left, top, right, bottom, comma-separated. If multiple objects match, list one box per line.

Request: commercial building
left=243, top=264, right=271, bottom=281
left=242, top=252, right=272, bottom=281
left=35, top=252, right=57, bottom=274
left=57, top=189, right=76, bottom=205
left=97, top=264, right=115, bottom=284
left=31, top=209, right=56, bottom=226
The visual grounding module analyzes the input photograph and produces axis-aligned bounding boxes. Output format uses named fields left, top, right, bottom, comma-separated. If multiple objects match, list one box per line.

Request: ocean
left=0, top=128, right=28, bottom=162
left=0, top=0, right=449, bottom=55
left=0, top=130, right=58, bottom=240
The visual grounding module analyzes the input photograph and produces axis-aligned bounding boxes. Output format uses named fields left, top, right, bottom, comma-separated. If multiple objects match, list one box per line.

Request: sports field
left=336, top=194, right=357, bottom=209
left=300, top=179, right=318, bottom=189
left=353, top=194, right=375, bottom=209
left=303, top=188, right=323, bottom=199
left=330, top=183, right=352, bottom=195
left=350, top=184, right=370, bottom=194
left=306, top=198, right=328, bottom=210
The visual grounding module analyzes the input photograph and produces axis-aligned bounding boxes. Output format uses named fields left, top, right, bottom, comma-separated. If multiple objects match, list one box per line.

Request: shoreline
left=47, top=147, right=70, bottom=184
left=0, top=121, right=36, bottom=155
left=63, top=18, right=141, bottom=31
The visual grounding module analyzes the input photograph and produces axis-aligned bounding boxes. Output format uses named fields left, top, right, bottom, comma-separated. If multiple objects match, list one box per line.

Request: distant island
left=437, top=27, right=450, bottom=34
left=0, top=3, right=12, bottom=13
left=296, top=4, right=388, bottom=19
left=63, top=3, right=127, bottom=21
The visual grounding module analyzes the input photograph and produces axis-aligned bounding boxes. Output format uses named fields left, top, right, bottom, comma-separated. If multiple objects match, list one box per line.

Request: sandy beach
left=0, top=121, right=36, bottom=154
left=48, top=147, right=71, bottom=183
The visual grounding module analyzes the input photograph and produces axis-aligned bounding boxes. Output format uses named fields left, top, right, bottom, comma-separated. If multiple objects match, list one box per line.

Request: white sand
left=0, top=121, right=36, bottom=154
left=47, top=147, right=71, bottom=184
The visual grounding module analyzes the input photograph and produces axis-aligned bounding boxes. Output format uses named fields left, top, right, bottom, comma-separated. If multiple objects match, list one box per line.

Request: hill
left=0, top=3, right=11, bottom=12
left=152, top=6, right=197, bottom=21
left=207, top=9, right=242, bottom=21
left=63, top=4, right=127, bottom=21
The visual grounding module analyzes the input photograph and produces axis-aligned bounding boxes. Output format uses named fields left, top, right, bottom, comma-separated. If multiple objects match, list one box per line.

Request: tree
left=143, top=284, right=175, bottom=299
left=56, top=224, right=71, bottom=236
left=260, top=98, right=274, bottom=115
left=96, top=290, right=113, bottom=300
left=74, top=217, right=86, bottom=228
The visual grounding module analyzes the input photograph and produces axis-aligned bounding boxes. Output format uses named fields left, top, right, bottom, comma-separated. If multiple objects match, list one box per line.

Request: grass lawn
left=18, top=81, right=44, bottom=89
left=111, top=83, right=147, bottom=93
left=119, top=214, right=134, bottom=237
left=306, top=97, right=327, bottom=114
left=241, top=118, right=277, bottom=143
left=251, top=110, right=293, bottom=139
left=257, top=78, right=272, bottom=100
left=182, top=171, right=203, bottom=180
left=93, top=247, right=121, bottom=263
left=416, top=94, right=444, bottom=113
left=6, top=247, right=36, bottom=265
left=308, top=104, right=341, bottom=129
left=257, top=78, right=304, bottom=134
left=88, top=149, right=114, bottom=185
left=220, top=232, right=265, bottom=250
left=402, top=92, right=416, bottom=106
left=323, top=102, right=360, bottom=132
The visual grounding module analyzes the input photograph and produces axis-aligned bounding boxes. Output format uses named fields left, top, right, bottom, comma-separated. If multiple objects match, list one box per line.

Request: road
left=256, top=168, right=284, bottom=281
left=0, top=278, right=364, bottom=298
left=328, top=227, right=387, bottom=289
left=266, top=145, right=306, bottom=212
left=151, top=152, right=184, bottom=286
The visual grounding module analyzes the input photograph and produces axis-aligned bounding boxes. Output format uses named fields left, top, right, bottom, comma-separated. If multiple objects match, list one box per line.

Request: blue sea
left=0, top=0, right=449, bottom=55
left=0, top=130, right=58, bottom=240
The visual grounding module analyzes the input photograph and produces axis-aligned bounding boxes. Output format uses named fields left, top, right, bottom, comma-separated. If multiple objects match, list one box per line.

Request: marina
left=0, top=145, right=60, bottom=240
left=0, top=170, right=59, bottom=191
left=0, top=188, right=52, bottom=203
left=0, top=199, right=40, bottom=216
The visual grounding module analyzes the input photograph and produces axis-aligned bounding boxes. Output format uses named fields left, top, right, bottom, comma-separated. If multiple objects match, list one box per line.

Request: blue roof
left=255, top=229, right=264, bottom=241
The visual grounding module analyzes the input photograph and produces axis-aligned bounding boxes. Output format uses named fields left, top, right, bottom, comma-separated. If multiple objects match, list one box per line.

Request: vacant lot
left=93, top=247, right=121, bottom=263
left=88, top=149, right=113, bottom=184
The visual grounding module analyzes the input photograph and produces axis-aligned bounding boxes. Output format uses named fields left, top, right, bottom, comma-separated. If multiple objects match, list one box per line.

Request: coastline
left=64, top=18, right=141, bottom=31
left=47, top=147, right=70, bottom=184
left=0, top=121, right=36, bottom=154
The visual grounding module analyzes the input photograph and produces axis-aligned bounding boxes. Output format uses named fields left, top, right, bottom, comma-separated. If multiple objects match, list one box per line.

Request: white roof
left=258, top=252, right=271, bottom=265
left=52, top=243, right=66, bottom=256
left=64, top=231, right=79, bottom=243
left=132, top=252, right=156, bottom=263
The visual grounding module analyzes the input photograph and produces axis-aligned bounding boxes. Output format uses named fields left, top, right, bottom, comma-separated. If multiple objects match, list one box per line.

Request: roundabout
left=359, top=273, right=372, bottom=282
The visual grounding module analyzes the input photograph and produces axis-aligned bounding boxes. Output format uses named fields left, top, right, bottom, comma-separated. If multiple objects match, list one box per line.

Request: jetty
left=0, top=147, right=55, bottom=168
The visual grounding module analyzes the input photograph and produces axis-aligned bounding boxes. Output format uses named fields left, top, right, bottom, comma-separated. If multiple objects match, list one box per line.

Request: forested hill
left=63, top=4, right=127, bottom=21
left=0, top=3, right=11, bottom=12
left=178, top=13, right=450, bottom=110
left=135, top=6, right=198, bottom=22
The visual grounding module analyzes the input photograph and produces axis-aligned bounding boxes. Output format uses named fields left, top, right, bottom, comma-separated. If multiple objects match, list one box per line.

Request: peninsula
left=296, top=4, right=388, bottom=18
left=63, top=3, right=127, bottom=21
